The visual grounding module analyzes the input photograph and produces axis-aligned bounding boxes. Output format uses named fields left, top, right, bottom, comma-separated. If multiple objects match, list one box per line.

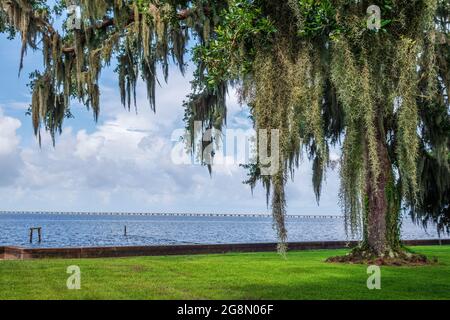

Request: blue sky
left=0, top=32, right=342, bottom=215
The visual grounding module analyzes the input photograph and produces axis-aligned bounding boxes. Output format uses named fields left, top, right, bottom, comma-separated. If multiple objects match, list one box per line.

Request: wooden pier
left=29, top=227, right=42, bottom=243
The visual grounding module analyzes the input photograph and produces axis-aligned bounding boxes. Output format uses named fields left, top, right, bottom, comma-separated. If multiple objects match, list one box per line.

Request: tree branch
left=58, top=7, right=207, bottom=54
left=61, top=17, right=117, bottom=54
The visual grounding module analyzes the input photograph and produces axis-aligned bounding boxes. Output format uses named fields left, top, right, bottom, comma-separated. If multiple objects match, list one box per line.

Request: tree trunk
left=328, top=121, right=426, bottom=264
left=365, top=125, right=391, bottom=256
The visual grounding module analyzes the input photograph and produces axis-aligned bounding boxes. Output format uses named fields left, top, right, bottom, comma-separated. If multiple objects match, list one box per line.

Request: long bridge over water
left=0, top=211, right=344, bottom=219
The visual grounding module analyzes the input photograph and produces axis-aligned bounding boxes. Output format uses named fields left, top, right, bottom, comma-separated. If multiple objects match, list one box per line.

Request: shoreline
left=2, top=239, right=449, bottom=261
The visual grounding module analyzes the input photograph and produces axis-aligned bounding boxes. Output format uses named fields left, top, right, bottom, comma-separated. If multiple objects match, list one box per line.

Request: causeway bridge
left=0, top=211, right=344, bottom=219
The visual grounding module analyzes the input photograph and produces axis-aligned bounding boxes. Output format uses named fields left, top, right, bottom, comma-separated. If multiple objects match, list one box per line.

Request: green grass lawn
left=1, top=246, right=449, bottom=300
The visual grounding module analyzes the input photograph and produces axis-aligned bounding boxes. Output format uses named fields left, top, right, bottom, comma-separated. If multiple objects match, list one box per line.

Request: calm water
left=0, top=213, right=446, bottom=248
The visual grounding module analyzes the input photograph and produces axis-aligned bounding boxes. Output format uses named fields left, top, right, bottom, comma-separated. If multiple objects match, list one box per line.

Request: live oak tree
left=0, top=0, right=448, bottom=262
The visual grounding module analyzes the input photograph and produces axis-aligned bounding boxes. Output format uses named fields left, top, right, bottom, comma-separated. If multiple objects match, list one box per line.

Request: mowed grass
left=1, top=246, right=449, bottom=300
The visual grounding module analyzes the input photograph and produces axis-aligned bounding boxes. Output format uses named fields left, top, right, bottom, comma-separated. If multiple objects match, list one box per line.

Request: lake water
left=0, top=213, right=447, bottom=248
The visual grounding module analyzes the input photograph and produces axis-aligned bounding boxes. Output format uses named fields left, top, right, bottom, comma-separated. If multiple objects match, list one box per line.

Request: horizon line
left=0, top=211, right=344, bottom=218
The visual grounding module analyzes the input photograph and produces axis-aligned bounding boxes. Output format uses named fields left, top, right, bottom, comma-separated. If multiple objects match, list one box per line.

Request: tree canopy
left=0, top=0, right=448, bottom=254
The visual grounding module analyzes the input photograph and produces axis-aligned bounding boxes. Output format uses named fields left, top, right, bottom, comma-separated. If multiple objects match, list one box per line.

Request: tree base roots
left=326, top=246, right=436, bottom=266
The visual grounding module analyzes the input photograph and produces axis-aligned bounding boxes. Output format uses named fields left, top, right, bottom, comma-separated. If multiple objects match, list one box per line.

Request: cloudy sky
left=0, top=33, right=341, bottom=215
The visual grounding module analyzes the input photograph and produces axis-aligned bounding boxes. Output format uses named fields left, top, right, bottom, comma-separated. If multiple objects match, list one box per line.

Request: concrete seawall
left=1, top=239, right=449, bottom=260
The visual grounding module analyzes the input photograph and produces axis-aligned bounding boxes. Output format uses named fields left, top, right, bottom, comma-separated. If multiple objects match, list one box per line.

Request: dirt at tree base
left=326, top=248, right=437, bottom=266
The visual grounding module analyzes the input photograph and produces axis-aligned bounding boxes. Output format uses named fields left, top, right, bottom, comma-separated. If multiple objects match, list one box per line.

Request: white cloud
left=0, top=107, right=22, bottom=186
left=0, top=108, right=21, bottom=156
left=75, top=130, right=106, bottom=160
left=0, top=68, right=340, bottom=214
